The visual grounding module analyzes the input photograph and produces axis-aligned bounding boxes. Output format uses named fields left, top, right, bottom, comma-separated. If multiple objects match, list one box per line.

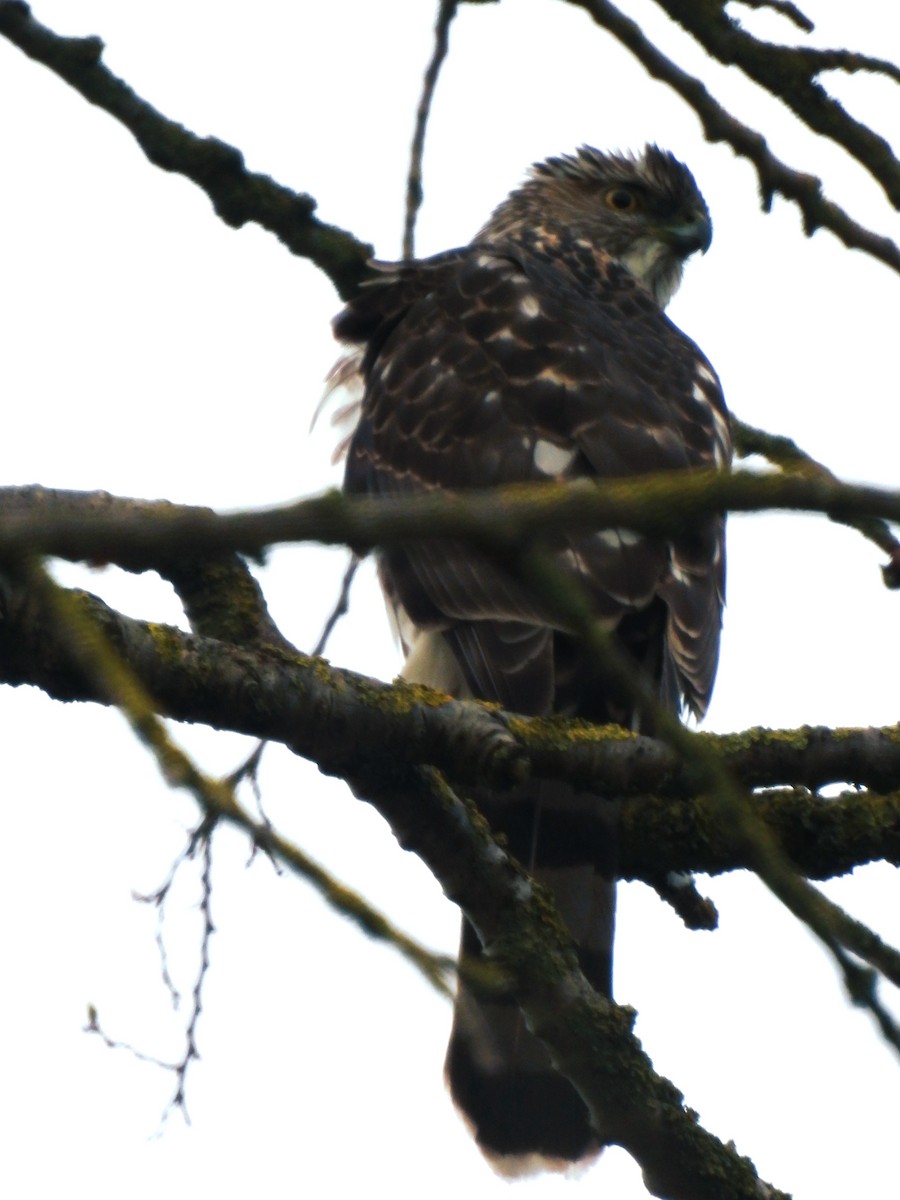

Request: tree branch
left=347, top=762, right=789, bottom=1200
left=654, top=0, right=900, bottom=206
left=403, top=0, right=458, bottom=258
left=620, top=786, right=900, bottom=882
left=731, top=0, right=813, bottom=34
left=732, top=418, right=900, bottom=578
left=507, top=542, right=900, bottom=1041
left=0, top=1, right=372, bottom=299
left=3, top=572, right=898, bottom=881
left=3, top=466, right=900, bottom=581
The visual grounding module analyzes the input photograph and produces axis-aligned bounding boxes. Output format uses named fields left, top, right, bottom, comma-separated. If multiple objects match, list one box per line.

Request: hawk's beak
left=665, top=210, right=713, bottom=257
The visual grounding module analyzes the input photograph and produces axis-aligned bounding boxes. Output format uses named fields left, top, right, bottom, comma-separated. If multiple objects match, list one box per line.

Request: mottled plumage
left=331, top=145, right=730, bottom=1173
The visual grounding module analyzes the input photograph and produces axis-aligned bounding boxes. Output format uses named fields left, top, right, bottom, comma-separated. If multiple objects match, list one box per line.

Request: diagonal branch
left=652, top=0, right=900, bottom=206
left=0, top=1, right=372, bottom=298
left=346, top=761, right=790, bottom=1200
left=4, top=466, right=900, bottom=579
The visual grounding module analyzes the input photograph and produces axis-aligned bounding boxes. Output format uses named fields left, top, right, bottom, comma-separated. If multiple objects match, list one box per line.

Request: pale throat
left=616, top=237, right=685, bottom=309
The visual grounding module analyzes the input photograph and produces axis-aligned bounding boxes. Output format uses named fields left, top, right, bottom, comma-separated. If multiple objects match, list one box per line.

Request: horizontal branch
left=0, top=574, right=528, bottom=788
left=620, top=785, right=900, bottom=882
left=523, top=718, right=900, bottom=799
left=2, top=468, right=900, bottom=574
left=0, top=1, right=372, bottom=298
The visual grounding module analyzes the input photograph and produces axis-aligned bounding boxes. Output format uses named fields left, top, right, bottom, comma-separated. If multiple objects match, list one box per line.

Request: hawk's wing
left=340, top=242, right=729, bottom=718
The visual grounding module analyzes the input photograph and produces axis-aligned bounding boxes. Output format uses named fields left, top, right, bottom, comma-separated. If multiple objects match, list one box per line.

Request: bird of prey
left=329, top=144, right=731, bottom=1174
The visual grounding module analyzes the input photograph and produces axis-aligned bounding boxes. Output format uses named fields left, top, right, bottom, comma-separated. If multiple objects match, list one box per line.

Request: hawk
left=330, top=145, right=730, bottom=1173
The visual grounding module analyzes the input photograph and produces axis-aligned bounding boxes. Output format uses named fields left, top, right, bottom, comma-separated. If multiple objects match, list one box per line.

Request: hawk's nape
left=330, top=145, right=731, bottom=1174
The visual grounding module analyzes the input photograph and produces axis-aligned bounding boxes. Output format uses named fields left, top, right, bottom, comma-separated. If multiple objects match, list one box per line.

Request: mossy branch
left=2, top=569, right=899, bottom=881
left=342, top=762, right=789, bottom=1200
left=620, top=785, right=900, bottom=882
left=3, top=465, right=900, bottom=586
left=0, top=565, right=793, bottom=1195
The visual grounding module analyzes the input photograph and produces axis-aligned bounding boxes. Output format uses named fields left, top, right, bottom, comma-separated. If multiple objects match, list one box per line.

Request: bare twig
left=17, top=559, right=456, bottom=997
left=85, top=1004, right=181, bottom=1072
left=134, top=834, right=201, bottom=1011
left=170, top=827, right=215, bottom=1119
left=311, top=553, right=360, bottom=657
left=732, top=418, right=900, bottom=585
left=89, top=818, right=219, bottom=1125
left=403, top=0, right=458, bottom=258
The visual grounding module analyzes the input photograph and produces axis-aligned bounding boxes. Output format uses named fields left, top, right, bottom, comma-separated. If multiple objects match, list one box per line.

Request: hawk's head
left=479, top=144, right=712, bottom=308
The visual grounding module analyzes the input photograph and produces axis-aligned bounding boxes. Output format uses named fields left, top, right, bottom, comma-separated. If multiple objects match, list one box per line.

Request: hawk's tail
left=445, top=780, right=617, bottom=1174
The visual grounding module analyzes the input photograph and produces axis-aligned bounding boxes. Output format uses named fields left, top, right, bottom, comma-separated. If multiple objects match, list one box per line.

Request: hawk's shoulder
left=336, top=235, right=727, bottom=497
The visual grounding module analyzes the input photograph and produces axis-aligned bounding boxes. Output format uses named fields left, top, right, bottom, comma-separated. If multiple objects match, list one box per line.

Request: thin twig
left=85, top=1004, right=180, bottom=1071
left=170, top=826, right=216, bottom=1120
left=403, top=0, right=458, bottom=259
left=732, top=416, right=900, bottom=582
left=731, top=0, right=814, bottom=33
left=21, top=558, right=456, bottom=997
left=311, top=553, right=360, bottom=657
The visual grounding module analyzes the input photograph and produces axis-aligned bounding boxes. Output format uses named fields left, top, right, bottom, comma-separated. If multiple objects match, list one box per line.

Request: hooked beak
left=663, top=209, right=713, bottom=257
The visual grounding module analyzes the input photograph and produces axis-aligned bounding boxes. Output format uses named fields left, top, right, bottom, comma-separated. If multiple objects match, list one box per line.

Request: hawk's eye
left=604, top=187, right=639, bottom=213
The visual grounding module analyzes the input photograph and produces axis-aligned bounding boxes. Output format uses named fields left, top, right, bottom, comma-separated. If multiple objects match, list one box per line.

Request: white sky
left=1, top=2, right=898, bottom=1198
